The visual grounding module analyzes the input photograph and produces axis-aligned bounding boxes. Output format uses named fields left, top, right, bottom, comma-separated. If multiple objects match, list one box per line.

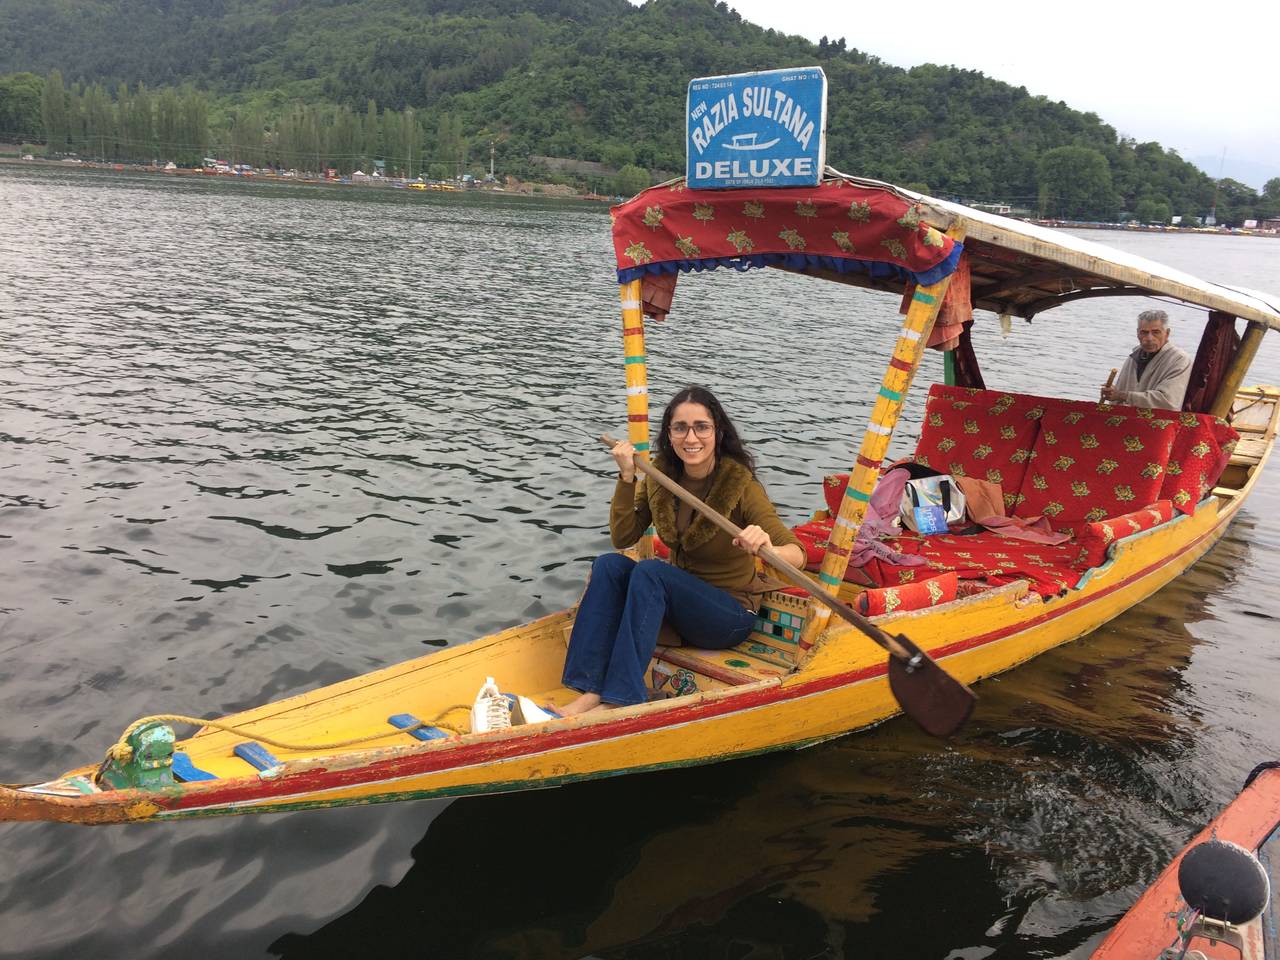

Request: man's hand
left=1100, top=385, right=1125, bottom=403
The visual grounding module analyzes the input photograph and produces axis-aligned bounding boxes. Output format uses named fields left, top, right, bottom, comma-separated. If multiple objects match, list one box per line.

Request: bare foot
left=559, top=692, right=603, bottom=716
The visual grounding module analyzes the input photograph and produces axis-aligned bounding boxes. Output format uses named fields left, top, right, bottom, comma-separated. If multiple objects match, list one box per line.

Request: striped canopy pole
left=620, top=279, right=654, bottom=558
left=797, top=226, right=966, bottom=654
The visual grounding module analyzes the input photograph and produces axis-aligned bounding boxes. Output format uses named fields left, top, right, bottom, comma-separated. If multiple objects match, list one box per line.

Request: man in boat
left=1100, top=309, right=1192, bottom=411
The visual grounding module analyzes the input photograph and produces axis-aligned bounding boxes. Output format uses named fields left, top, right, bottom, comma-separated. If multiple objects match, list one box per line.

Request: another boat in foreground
left=1091, top=763, right=1280, bottom=958
left=4, top=69, right=1279, bottom=825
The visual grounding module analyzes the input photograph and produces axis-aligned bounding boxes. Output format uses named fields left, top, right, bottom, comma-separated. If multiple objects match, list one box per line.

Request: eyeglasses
left=670, top=421, right=714, bottom=438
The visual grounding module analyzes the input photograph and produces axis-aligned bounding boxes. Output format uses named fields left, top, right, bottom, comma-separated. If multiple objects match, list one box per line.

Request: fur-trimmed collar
left=648, top=456, right=753, bottom=555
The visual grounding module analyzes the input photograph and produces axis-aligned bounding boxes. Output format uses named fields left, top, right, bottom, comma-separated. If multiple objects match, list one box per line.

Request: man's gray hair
left=1137, top=309, right=1170, bottom=328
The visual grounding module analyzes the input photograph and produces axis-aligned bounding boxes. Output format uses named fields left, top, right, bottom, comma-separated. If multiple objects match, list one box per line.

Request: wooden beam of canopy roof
left=783, top=171, right=1280, bottom=330
left=911, top=192, right=1280, bottom=328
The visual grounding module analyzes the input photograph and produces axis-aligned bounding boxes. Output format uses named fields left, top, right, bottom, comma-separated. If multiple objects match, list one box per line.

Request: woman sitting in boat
left=559, top=386, right=805, bottom=716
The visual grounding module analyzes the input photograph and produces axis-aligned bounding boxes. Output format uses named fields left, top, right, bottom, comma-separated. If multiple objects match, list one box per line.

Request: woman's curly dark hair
left=653, top=385, right=756, bottom=478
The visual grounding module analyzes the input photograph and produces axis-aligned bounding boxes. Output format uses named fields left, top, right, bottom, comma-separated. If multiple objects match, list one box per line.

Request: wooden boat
left=4, top=95, right=1280, bottom=826
left=1091, top=762, right=1280, bottom=958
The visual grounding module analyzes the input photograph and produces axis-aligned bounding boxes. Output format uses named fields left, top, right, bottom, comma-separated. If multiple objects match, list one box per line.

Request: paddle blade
left=886, top=634, right=976, bottom=737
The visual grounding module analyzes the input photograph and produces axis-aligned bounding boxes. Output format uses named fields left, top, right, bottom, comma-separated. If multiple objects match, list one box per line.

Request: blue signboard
left=686, top=67, right=827, bottom=190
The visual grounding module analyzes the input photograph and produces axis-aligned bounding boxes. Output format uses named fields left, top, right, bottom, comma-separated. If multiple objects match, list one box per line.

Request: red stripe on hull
left=159, top=508, right=1232, bottom=815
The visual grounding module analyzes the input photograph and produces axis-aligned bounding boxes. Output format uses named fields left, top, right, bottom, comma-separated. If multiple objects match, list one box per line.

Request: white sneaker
left=470, top=677, right=511, bottom=733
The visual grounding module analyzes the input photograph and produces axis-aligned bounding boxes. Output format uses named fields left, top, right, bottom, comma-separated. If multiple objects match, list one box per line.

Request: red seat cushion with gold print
left=857, top=572, right=958, bottom=616
left=1074, top=500, right=1174, bottom=568
left=1013, top=408, right=1179, bottom=527
left=823, top=474, right=851, bottom=517
left=865, top=533, right=1087, bottom=598
left=914, top=385, right=1041, bottom=511
left=1160, top=413, right=1239, bottom=513
left=792, top=519, right=834, bottom=568
left=998, top=395, right=1237, bottom=516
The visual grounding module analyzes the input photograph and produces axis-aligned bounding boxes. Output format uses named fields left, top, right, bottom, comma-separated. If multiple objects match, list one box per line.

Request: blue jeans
left=562, top=553, right=757, bottom=707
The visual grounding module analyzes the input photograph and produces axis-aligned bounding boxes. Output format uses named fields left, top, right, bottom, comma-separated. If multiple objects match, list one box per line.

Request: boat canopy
left=610, top=172, right=1280, bottom=331
left=610, top=175, right=964, bottom=288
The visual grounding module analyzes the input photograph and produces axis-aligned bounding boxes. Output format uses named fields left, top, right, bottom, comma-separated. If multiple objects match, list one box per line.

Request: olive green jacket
left=609, top=456, right=800, bottom=594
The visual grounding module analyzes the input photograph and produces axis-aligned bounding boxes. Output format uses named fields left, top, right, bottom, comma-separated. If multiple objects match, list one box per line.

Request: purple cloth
left=849, top=468, right=927, bottom=568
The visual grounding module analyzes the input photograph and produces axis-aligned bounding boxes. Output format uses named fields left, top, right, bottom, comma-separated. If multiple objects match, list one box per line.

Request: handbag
left=900, top=475, right=966, bottom=534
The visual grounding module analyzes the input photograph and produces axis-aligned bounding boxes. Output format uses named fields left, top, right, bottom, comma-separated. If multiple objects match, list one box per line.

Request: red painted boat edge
left=1090, top=767, right=1280, bottom=958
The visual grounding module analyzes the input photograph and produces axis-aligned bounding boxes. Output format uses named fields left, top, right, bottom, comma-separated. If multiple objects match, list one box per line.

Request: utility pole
left=489, top=140, right=495, bottom=180
left=1207, top=147, right=1226, bottom=227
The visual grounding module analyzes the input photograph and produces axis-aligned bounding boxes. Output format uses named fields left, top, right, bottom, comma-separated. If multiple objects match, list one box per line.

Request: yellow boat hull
left=2, top=391, right=1274, bottom=825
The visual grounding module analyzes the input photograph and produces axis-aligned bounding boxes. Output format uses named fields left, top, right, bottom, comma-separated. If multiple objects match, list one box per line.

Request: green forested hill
left=2, top=0, right=1277, bottom=223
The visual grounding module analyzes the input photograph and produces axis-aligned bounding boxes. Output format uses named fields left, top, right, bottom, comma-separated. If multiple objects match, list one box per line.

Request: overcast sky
left=648, top=0, right=1280, bottom=190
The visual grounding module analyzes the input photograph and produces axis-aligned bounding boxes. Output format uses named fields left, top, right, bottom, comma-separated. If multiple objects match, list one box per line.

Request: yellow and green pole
left=620, top=279, right=654, bottom=557
left=798, top=226, right=966, bottom=655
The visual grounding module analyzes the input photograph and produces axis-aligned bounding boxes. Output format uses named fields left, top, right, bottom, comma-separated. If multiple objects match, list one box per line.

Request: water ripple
left=2, top=164, right=1280, bottom=959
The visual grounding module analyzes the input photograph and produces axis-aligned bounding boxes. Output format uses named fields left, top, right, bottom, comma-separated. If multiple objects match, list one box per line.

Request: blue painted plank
left=233, top=742, right=281, bottom=771
left=172, top=751, right=217, bottom=782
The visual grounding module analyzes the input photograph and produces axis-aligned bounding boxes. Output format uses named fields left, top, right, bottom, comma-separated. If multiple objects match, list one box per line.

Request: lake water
left=2, top=164, right=1279, bottom=959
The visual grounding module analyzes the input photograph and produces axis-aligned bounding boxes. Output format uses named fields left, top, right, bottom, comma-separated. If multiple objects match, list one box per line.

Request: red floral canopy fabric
left=610, top=177, right=964, bottom=289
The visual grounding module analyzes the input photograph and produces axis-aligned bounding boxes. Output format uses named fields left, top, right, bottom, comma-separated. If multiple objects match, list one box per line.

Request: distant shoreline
left=0, top=155, right=618, bottom=204
left=6, top=157, right=1277, bottom=236
left=1042, top=218, right=1279, bottom=239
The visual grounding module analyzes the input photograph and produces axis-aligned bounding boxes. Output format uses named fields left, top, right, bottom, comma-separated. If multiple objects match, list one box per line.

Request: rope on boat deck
left=103, top=706, right=472, bottom=766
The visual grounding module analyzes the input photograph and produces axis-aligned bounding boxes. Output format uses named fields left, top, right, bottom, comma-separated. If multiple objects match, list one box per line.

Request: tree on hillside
left=1133, top=197, right=1171, bottom=225
left=1255, top=177, right=1280, bottom=221
left=428, top=112, right=464, bottom=179
left=401, top=106, right=418, bottom=177
left=40, top=69, right=67, bottom=155
left=363, top=98, right=380, bottom=170
left=1212, top=178, right=1258, bottom=227
left=178, top=88, right=208, bottom=165
left=614, top=163, right=649, bottom=197
left=0, top=2, right=1246, bottom=200
left=155, top=87, right=181, bottom=162
left=119, top=83, right=156, bottom=161
left=1037, top=145, right=1116, bottom=220
left=0, top=72, right=43, bottom=142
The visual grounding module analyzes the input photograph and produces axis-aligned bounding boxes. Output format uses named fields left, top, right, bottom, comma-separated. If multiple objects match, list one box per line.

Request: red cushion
left=1013, top=408, right=1179, bottom=526
left=823, top=473, right=850, bottom=516
left=792, top=519, right=834, bottom=568
left=1160, top=413, right=1239, bottom=513
left=998, top=395, right=1237, bottom=516
left=1074, top=500, right=1174, bottom=568
left=914, top=385, right=1041, bottom=510
left=652, top=534, right=670, bottom=559
left=857, top=572, right=958, bottom=616
left=925, top=384, right=989, bottom=404
left=866, top=533, right=1087, bottom=598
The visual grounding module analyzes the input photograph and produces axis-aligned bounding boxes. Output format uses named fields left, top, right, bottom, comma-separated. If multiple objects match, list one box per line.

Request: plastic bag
left=900, top=475, right=966, bottom=534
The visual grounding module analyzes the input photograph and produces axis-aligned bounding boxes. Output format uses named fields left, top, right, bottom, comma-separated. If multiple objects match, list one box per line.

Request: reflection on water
left=265, top=520, right=1252, bottom=960
left=2, top=165, right=1279, bottom=959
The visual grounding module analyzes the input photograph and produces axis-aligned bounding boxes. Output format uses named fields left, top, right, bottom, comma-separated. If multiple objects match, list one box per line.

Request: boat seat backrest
left=738, top=589, right=809, bottom=668
left=915, top=385, right=1237, bottom=521
left=914, top=385, right=1041, bottom=511
left=1011, top=406, right=1180, bottom=527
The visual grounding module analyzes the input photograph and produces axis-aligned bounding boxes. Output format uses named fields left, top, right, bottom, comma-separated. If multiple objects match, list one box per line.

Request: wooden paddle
left=602, top=436, right=976, bottom=737
left=1102, top=367, right=1118, bottom=401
